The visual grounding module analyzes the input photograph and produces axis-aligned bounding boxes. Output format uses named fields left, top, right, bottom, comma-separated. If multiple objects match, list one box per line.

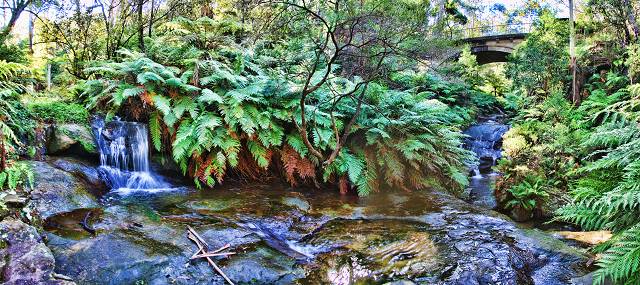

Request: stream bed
left=41, top=178, right=590, bottom=285
left=34, top=118, right=591, bottom=284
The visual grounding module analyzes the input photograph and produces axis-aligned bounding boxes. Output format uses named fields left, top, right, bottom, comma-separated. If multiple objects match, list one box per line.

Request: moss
left=58, top=125, right=97, bottom=153
left=28, top=102, right=89, bottom=124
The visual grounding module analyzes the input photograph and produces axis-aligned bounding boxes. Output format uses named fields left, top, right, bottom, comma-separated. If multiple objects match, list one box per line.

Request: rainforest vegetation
left=2, top=0, right=640, bottom=284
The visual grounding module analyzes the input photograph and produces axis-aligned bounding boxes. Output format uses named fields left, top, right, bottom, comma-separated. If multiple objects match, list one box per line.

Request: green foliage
left=506, top=13, right=569, bottom=95
left=0, top=162, right=34, bottom=191
left=82, top=15, right=474, bottom=195
left=0, top=60, right=35, bottom=163
left=545, top=60, right=640, bottom=283
left=28, top=102, right=89, bottom=124
left=505, top=175, right=549, bottom=211
left=0, top=42, right=28, bottom=64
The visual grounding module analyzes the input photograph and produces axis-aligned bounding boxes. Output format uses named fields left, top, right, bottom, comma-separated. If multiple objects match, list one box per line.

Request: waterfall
left=92, top=117, right=169, bottom=192
left=463, top=116, right=510, bottom=209
left=463, top=118, right=509, bottom=178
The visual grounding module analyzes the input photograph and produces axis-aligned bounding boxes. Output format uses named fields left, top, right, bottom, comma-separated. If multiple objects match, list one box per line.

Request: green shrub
left=0, top=162, right=34, bottom=191
left=505, top=176, right=549, bottom=211
left=28, top=102, right=89, bottom=124
left=82, top=44, right=473, bottom=195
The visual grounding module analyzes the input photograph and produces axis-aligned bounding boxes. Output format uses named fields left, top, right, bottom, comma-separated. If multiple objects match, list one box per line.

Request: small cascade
left=463, top=115, right=510, bottom=209
left=464, top=117, right=510, bottom=176
left=92, top=117, right=170, bottom=192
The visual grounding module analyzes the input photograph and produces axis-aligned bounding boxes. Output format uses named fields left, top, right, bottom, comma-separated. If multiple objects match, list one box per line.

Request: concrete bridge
left=459, top=23, right=531, bottom=64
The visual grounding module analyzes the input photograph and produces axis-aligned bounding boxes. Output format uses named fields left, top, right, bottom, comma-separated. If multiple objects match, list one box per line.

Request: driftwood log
left=187, top=226, right=235, bottom=285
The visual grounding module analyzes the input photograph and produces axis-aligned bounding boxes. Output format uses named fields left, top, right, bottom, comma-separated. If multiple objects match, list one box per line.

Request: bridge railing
left=463, top=22, right=533, bottom=39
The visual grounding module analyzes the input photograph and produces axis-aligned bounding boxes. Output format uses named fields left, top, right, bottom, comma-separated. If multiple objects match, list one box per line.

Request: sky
left=482, top=0, right=570, bottom=18
left=2, top=0, right=572, bottom=40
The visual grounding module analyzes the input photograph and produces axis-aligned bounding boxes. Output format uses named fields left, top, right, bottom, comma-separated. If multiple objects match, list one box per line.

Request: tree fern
left=83, top=16, right=473, bottom=195
left=558, top=91, right=640, bottom=283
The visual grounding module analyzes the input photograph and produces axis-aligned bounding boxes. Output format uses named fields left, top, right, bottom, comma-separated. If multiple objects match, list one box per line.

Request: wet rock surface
left=0, top=218, right=75, bottom=284
left=40, top=180, right=589, bottom=285
left=51, top=157, right=106, bottom=190
left=26, top=161, right=99, bottom=220
left=464, top=120, right=509, bottom=173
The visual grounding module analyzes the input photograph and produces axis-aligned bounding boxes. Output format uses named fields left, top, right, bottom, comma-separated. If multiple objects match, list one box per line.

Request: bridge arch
left=455, top=23, right=531, bottom=65
left=463, top=34, right=527, bottom=64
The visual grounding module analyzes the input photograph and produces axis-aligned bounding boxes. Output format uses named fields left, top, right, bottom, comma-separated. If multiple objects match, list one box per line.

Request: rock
left=510, top=205, right=533, bottom=222
left=537, top=188, right=571, bottom=219
left=384, top=281, right=417, bottom=285
left=281, top=195, right=311, bottom=212
left=51, top=157, right=105, bottom=189
left=571, top=272, right=613, bottom=285
left=553, top=231, right=612, bottom=245
left=2, top=193, right=27, bottom=206
left=45, top=203, right=302, bottom=285
left=0, top=218, right=75, bottom=284
left=26, top=161, right=99, bottom=220
left=47, top=124, right=97, bottom=155
left=41, top=183, right=589, bottom=284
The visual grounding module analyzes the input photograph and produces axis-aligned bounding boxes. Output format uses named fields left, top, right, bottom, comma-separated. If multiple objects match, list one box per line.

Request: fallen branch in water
left=187, top=226, right=235, bottom=285
left=79, top=211, right=96, bottom=236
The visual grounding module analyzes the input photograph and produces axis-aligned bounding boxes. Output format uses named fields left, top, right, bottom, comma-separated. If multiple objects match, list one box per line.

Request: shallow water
left=40, top=118, right=588, bottom=284
left=43, top=179, right=588, bottom=284
left=464, top=116, right=509, bottom=210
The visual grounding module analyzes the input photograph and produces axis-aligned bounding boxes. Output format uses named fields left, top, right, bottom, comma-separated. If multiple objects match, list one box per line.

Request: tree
left=506, top=13, right=569, bottom=96
left=569, top=0, right=578, bottom=104
left=265, top=0, right=448, bottom=166
left=0, top=0, right=32, bottom=44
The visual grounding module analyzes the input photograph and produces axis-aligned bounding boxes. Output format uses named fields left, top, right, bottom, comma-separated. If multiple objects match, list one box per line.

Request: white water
left=464, top=116, right=510, bottom=209
left=93, top=118, right=171, bottom=193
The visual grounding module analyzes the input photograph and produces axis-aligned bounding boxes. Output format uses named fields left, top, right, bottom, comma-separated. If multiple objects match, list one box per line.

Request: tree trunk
left=0, top=127, right=6, bottom=172
left=624, top=0, right=640, bottom=41
left=28, top=14, right=34, bottom=53
left=148, top=0, right=155, bottom=37
left=0, top=1, right=30, bottom=44
left=569, top=0, right=579, bottom=105
left=137, top=0, right=145, bottom=51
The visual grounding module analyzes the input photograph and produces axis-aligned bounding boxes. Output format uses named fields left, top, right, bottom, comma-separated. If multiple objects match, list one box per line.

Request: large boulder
left=51, top=157, right=105, bottom=190
left=46, top=124, right=97, bottom=156
left=0, top=218, right=74, bottom=284
left=26, top=161, right=99, bottom=220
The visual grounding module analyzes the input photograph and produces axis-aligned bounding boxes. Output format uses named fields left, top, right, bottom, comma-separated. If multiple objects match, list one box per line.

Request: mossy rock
left=47, top=124, right=97, bottom=155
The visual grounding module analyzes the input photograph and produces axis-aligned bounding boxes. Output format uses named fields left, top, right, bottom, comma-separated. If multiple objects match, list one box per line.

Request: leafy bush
left=496, top=92, right=588, bottom=218
left=0, top=60, right=35, bottom=166
left=556, top=85, right=640, bottom=284
left=506, top=13, right=569, bottom=95
left=0, top=162, right=34, bottom=191
left=28, top=102, right=89, bottom=124
left=80, top=18, right=474, bottom=196
left=505, top=176, right=549, bottom=211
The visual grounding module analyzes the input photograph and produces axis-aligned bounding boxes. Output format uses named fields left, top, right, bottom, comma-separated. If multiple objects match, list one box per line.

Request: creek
left=38, top=118, right=591, bottom=284
left=463, top=115, right=509, bottom=209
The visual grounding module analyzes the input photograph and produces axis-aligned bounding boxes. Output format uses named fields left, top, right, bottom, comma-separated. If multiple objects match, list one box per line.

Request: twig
left=187, top=227, right=234, bottom=285
left=190, top=252, right=236, bottom=260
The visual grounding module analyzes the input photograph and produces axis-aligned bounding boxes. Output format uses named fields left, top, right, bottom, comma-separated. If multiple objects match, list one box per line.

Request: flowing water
left=40, top=119, right=590, bottom=284
left=464, top=115, right=510, bottom=209
left=92, top=117, right=172, bottom=193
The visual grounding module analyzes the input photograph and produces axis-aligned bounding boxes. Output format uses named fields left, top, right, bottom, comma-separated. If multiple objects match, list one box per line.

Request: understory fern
left=557, top=86, right=640, bottom=283
left=82, top=16, right=473, bottom=196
